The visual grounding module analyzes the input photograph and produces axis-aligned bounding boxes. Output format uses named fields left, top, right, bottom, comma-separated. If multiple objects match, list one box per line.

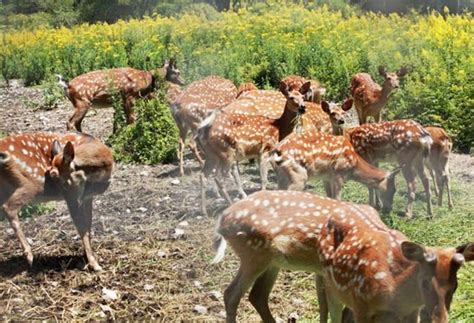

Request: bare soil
left=0, top=81, right=472, bottom=320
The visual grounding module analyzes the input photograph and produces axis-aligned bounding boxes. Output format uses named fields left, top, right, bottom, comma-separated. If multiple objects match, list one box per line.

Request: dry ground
left=0, top=81, right=473, bottom=320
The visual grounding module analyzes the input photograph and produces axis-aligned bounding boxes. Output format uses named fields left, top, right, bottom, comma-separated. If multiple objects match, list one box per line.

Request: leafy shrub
left=108, top=90, right=179, bottom=164
left=1, top=6, right=473, bottom=150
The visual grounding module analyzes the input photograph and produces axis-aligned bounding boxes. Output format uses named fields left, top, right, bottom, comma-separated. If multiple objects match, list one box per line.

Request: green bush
left=108, top=91, right=179, bottom=164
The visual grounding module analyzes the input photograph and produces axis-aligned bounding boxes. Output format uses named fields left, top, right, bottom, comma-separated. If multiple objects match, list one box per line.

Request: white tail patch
left=56, top=74, right=68, bottom=90
left=211, top=235, right=227, bottom=264
left=419, top=133, right=433, bottom=147
left=199, top=109, right=218, bottom=129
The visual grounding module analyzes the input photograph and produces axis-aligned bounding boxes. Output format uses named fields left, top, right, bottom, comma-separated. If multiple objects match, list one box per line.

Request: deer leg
left=124, top=96, right=136, bottom=124
left=224, top=258, right=271, bottom=323
left=189, top=137, right=205, bottom=166
left=231, top=163, right=247, bottom=198
left=248, top=266, right=280, bottom=322
left=316, top=275, right=329, bottom=323
left=333, top=176, right=344, bottom=200
left=429, top=166, right=440, bottom=197
left=214, top=177, right=233, bottom=205
left=445, top=173, right=453, bottom=209
left=416, top=161, right=432, bottom=217
left=324, top=181, right=333, bottom=198
left=65, top=196, right=102, bottom=271
left=1, top=206, right=34, bottom=267
left=326, top=284, right=345, bottom=323
left=259, top=152, right=270, bottom=191
left=178, top=136, right=186, bottom=176
left=401, top=166, right=417, bottom=219
left=67, top=100, right=90, bottom=132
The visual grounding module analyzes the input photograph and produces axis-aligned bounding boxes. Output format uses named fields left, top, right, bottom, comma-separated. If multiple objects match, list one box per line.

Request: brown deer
left=281, top=75, right=327, bottom=104
left=212, top=190, right=474, bottom=323
left=170, top=75, right=239, bottom=176
left=425, top=126, right=453, bottom=208
left=236, top=82, right=258, bottom=98
left=0, top=132, right=114, bottom=271
left=196, top=81, right=310, bottom=215
left=350, top=66, right=408, bottom=124
left=270, top=129, right=399, bottom=213
left=347, top=120, right=433, bottom=218
left=58, top=59, right=184, bottom=132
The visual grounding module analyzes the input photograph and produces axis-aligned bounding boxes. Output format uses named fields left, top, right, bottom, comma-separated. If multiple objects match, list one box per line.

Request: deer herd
left=1, top=59, right=472, bottom=322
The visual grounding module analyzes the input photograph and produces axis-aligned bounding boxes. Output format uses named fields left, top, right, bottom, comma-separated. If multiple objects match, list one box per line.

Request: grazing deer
left=58, top=59, right=184, bottom=132
left=212, top=190, right=474, bottom=323
left=170, top=75, right=239, bottom=176
left=0, top=132, right=113, bottom=271
left=270, top=129, right=399, bottom=213
left=347, top=120, right=433, bottom=218
left=350, top=66, right=408, bottom=124
left=196, top=81, right=310, bottom=215
left=282, top=75, right=327, bottom=104
left=425, top=126, right=453, bottom=208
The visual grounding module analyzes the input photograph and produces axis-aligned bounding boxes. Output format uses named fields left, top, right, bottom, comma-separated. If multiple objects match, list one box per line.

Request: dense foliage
left=0, top=5, right=473, bottom=150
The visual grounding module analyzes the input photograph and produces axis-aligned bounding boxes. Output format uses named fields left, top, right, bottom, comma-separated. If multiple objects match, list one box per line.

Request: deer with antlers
left=270, top=100, right=399, bottom=213
left=57, top=59, right=184, bottom=132
left=170, top=76, right=239, bottom=176
left=0, top=132, right=113, bottom=271
left=425, top=126, right=453, bottom=208
left=212, top=190, right=474, bottom=323
left=346, top=120, right=433, bottom=218
left=350, top=66, right=408, bottom=124
left=196, top=81, right=310, bottom=215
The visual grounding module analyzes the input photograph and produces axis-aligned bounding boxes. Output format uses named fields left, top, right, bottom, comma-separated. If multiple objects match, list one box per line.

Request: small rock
left=193, top=280, right=202, bottom=289
left=162, top=196, right=171, bottom=201
left=193, top=305, right=207, bottom=314
left=208, top=290, right=222, bottom=301
left=137, top=207, right=148, bottom=213
left=292, top=298, right=304, bottom=305
left=140, top=171, right=149, bottom=176
left=143, top=284, right=155, bottom=291
left=157, top=251, right=167, bottom=258
left=99, top=304, right=113, bottom=313
left=6, top=228, right=14, bottom=235
left=171, top=228, right=185, bottom=239
left=102, top=288, right=118, bottom=301
left=26, top=237, right=34, bottom=245
left=218, top=311, right=226, bottom=318
left=178, top=220, right=189, bottom=227
left=126, top=208, right=131, bottom=214
left=196, top=216, right=203, bottom=220
left=171, top=179, right=180, bottom=185
left=50, top=281, right=59, bottom=287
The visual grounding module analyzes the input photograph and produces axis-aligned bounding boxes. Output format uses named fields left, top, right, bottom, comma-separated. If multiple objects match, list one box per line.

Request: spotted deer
left=425, top=126, right=453, bottom=208
left=212, top=190, right=474, bottom=323
left=270, top=130, right=399, bottom=213
left=58, top=59, right=184, bottom=132
left=170, top=76, right=239, bottom=176
left=347, top=120, right=433, bottom=218
left=281, top=75, right=327, bottom=104
left=350, top=66, right=408, bottom=124
left=196, top=81, right=309, bottom=215
left=0, top=132, right=113, bottom=271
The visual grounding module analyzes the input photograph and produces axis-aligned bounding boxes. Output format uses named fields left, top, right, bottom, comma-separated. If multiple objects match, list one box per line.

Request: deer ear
left=456, top=242, right=474, bottom=262
left=341, top=98, right=353, bottom=111
left=300, top=81, right=312, bottom=95
left=321, top=101, right=331, bottom=114
left=279, top=81, right=289, bottom=97
left=397, top=66, right=409, bottom=77
left=378, top=65, right=387, bottom=77
left=51, top=140, right=62, bottom=158
left=63, top=142, right=75, bottom=165
left=402, top=241, right=436, bottom=263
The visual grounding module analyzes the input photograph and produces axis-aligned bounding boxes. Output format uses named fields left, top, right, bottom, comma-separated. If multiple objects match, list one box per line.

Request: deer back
left=68, top=68, right=154, bottom=103
left=350, top=73, right=383, bottom=106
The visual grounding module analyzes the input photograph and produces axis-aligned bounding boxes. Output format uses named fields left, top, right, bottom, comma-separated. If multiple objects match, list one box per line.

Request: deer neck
left=390, top=255, right=425, bottom=311
left=350, top=154, right=388, bottom=190
left=379, top=82, right=395, bottom=105
left=274, top=104, right=299, bottom=141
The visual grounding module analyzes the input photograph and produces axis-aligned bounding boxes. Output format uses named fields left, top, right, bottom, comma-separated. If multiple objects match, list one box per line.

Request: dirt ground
left=0, top=81, right=472, bottom=320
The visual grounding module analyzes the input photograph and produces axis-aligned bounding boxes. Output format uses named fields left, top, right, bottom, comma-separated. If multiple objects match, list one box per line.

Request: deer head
left=378, top=65, right=409, bottom=89
left=321, top=99, right=353, bottom=135
left=402, top=241, right=474, bottom=323
left=160, top=58, right=185, bottom=86
left=279, top=80, right=310, bottom=114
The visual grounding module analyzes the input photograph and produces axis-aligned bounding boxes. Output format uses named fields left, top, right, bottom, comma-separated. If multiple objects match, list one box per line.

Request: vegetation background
left=1, top=1, right=473, bottom=153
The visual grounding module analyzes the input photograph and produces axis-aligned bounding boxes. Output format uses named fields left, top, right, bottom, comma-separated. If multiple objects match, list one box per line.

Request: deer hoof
left=26, top=253, right=34, bottom=268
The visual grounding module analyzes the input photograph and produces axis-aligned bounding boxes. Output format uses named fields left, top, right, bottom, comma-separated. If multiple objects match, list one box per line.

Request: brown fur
left=0, top=132, right=113, bottom=271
